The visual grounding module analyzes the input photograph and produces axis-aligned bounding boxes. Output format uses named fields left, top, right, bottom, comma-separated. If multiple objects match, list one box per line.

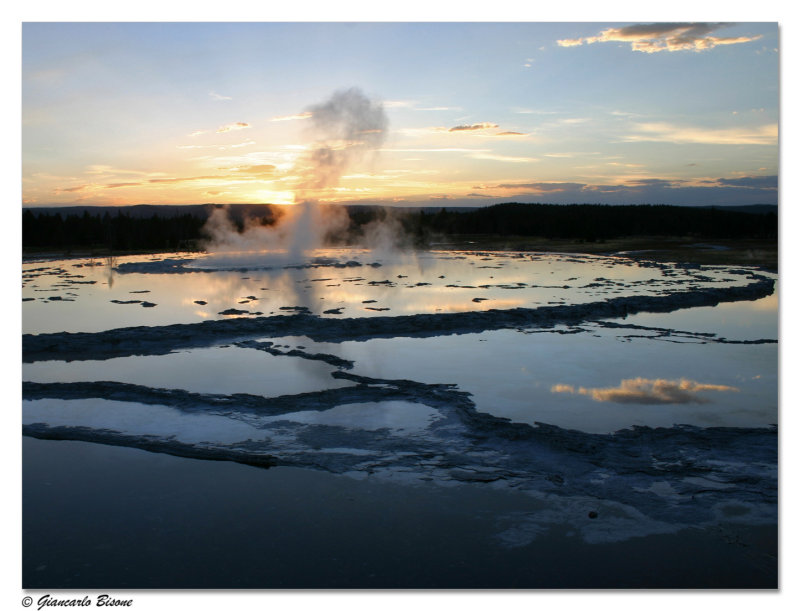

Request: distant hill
left=22, top=202, right=779, bottom=219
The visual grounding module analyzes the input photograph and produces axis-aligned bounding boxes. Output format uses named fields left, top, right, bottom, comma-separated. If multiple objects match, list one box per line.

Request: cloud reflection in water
left=551, top=377, right=739, bottom=404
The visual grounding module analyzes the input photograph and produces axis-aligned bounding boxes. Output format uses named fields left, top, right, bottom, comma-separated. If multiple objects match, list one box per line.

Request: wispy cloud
left=474, top=181, right=585, bottom=192
left=177, top=140, right=256, bottom=151
left=217, top=122, right=251, bottom=133
left=551, top=377, right=739, bottom=404
left=418, top=106, right=461, bottom=111
left=61, top=169, right=277, bottom=193
left=83, top=165, right=166, bottom=177
left=106, top=181, right=147, bottom=189
left=514, top=108, right=560, bottom=115
left=625, top=122, right=778, bottom=146
left=606, top=161, right=646, bottom=168
left=146, top=175, right=225, bottom=185
left=467, top=174, right=778, bottom=205
left=469, top=153, right=538, bottom=163
left=384, top=100, right=462, bottom=112
left=449, top=123, right=499, bottom=132
left=209, top=91, right=232, bottom=101
left=625, top=177, right=685, bottom=188
left=395, top=126, right=453, bottom=137
left=543, top=152, right=601, bottom=158
left=717, top=175, right=777, bottom=189
left=382, top=147, right=490, bottom=154
left=610, top=110, right=644, bottom=118
left=383, top=100, right=417, bottom=109
left=270, top=112, right=312, bottom=122
left=558, top=23, right=762, bottom=54
left=229, top=164, right=277, bottom=176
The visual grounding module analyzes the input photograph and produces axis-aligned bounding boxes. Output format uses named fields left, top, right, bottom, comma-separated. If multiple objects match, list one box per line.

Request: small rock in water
left=588, top=511, right=598, bottom=519
left=219, top=308, right=249, bottom=316
left=194, top=300, right=207, bottom=305
left=279, top=306, right=311, bottom=313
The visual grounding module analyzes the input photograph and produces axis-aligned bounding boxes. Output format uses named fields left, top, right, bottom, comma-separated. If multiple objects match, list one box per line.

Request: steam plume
left=296, top=87, right=388, bottom=198
left=202, top=87, right=389, bottom=264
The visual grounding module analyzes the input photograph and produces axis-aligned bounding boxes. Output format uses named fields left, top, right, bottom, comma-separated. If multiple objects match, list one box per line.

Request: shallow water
left=22, top=248, right=778, bottom=584
left=22, top=249, right=769, bottom=333
left=23, top=437, right=777, bottom=589
left=338, top=327, right=777, bottom=433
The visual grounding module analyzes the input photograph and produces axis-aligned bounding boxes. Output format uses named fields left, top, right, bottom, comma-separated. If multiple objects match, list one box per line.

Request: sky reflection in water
left=23, top=249, right=776, bottom=434
left=22, top=249, right=766, bottom=334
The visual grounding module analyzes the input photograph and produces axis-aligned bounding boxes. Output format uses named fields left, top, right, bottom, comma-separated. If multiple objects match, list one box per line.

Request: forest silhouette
left=23, top=202, right=777, bottom=252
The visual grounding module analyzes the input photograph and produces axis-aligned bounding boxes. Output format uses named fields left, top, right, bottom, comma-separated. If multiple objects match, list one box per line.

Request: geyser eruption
left=201, top=88, right=389, bottom=266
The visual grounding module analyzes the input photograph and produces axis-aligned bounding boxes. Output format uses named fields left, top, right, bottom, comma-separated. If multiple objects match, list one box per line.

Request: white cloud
left=270, top=112, right=312, bottom=122
left=469, top=153, right=538, bottom=163
left=625, top=122, right=778, bottom=146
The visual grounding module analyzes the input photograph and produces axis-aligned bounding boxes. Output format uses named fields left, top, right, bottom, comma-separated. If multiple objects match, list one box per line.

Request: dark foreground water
left=23, top=437, right=777, bottom=589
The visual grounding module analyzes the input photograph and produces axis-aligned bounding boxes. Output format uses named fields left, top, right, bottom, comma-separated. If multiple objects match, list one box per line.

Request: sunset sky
left=22, top=21, right=779, bottom=208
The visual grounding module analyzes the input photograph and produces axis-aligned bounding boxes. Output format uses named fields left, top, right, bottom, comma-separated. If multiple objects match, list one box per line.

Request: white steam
left=296, top=87, right=388, bottom=198
left=202, top=87, right=395, bottom=265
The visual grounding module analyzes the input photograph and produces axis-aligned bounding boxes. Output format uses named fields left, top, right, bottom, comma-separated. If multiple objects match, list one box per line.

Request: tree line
left=22, top=202, right=777, bottom=252
left=405, top=203, right=777, bottom=242
left=22, top=209, right=207, bottom=251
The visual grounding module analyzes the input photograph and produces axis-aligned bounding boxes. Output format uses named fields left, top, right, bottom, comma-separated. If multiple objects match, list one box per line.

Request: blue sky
left=22, top=21, right=779, bottom=207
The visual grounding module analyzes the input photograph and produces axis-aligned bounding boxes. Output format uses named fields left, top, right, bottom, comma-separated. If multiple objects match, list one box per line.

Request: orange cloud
left=63, top=174, right=252, bottom=192
left=217, top=122, right=251, bottom=133
left=236, top=164, right=277, bottom=175
left=551, top=377, right=739, bottom=404
left=147, top=175, right=220, bottom=184
left=558, top=23, right=762, bottom=53
left=106, top=182, right=143, bottom=189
